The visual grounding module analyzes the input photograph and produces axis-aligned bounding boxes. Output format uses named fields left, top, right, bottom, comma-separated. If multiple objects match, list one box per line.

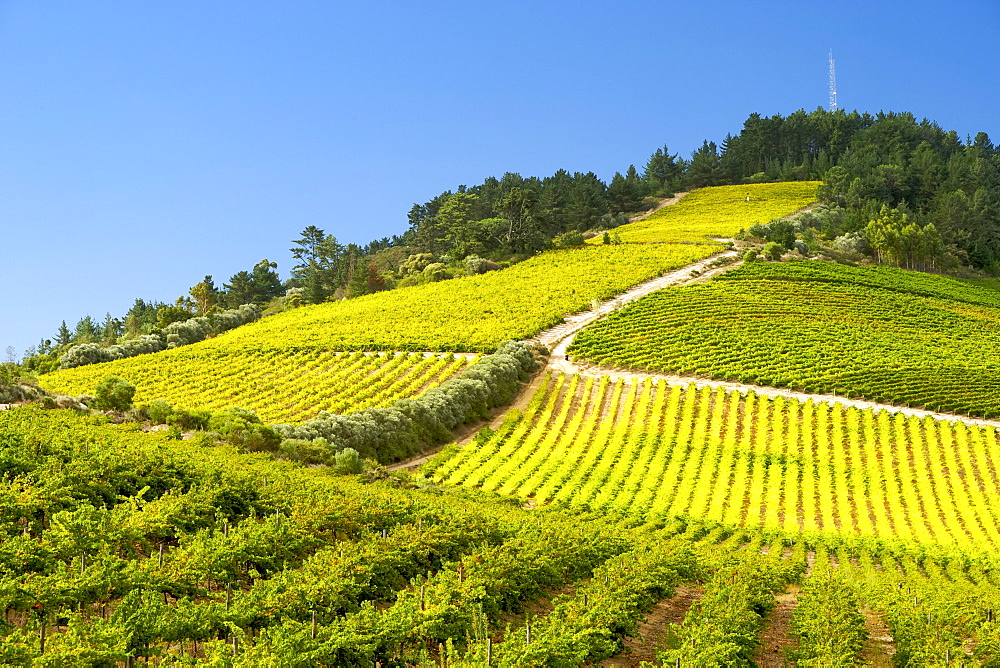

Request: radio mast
left=828, top=50, right=838, bottom=111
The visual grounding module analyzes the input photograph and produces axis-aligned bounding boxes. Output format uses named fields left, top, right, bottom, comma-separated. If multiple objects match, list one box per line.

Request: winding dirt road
left=537, top=256, right=1000, bottom=432
left=391, top=199, right=1000, bottom=472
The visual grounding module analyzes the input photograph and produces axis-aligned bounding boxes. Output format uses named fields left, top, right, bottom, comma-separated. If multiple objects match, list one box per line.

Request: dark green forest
left=19, top=108, right=1000, bottom=372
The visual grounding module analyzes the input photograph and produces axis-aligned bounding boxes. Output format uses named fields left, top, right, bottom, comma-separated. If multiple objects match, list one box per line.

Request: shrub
left=555, top=231, right=586, bottom=247
left=209, top=407, right=280, bottom=452
left=279, top=438, right=332, bottom=465
left=0, top=383, right=45, bottom=403
left=167, top=408, right=211, bottom=431
left=399, top=253, right=435, bottom=275
left=148, top=399, right=174, bottom=425
left=743, top=249, right=759, bottom=263
left=832, top=231, right=870, bottom=256
left=59, top=305, right=259, bottom=368
left=274, top=340, right=536, bottom=464
left=422, top=263, right=451, bottom=282
left=598, top=212, right=630, bottom=229
left=60, top=343, right=114, bottom=369
left=747, top=219, right=795, bottom=248
left=92, top=376, right=136, bottom=411
left=465, top=255, right=500, bottom=275
left=762, top=242, right=784, bottom=260
left=333, top=447, right=364, bottom=474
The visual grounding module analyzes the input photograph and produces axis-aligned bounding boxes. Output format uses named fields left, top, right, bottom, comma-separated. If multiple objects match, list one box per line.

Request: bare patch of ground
left=600, top=584, right=703, bottom=667
left=752, top=585, right=800, bottom=667
left=861, top=608, right=896, bottom=667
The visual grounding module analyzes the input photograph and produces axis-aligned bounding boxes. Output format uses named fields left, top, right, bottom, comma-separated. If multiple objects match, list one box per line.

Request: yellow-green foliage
left=569, top=261, right=1000, bottom=418
left=0, top=407, right=645, bottom=664
left=594, top=181, right=820, bottom=244
left=41, top=350, right=473, bottom=423
left=434, top=374, right=1000, bottom=557
left=41, top=244, right=716, bottom=419
left=204, top=244, right=717, bottom=353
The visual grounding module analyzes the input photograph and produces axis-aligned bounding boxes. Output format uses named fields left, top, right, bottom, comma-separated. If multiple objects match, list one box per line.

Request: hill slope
left=432, top=373, right=1000, bottom=554
left=569, top=261, right=1000, bottom=417
left=13, top=176, right=1000, bottom=662
left=40, top=240, right=720, bottom=419
left=592, top=181, right=820, bottom=243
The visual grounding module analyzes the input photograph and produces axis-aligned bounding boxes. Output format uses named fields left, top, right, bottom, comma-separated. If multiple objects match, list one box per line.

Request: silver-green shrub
left=275, top=340, right=536, bottom=464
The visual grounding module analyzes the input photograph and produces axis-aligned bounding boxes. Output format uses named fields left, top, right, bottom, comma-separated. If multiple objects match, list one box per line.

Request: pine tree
left=607, top=170, right=644, bottom=213
left=687, top=141, right=724, bottom=189
left=643, top=145, right=682, bottom=194
left=248, top=260, right=283, bottom=304
left=102, top=313, right=122, bottom=344
left=302, top=261, right=328, bottom=304
left=55, top=321, right=72, bottom=347
left=73, top=316, right=99, bottom=344
left=224, top=271, right=256, bottom=306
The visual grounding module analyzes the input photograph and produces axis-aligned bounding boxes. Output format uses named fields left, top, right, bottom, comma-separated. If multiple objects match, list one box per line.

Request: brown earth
left=600, top=584, right=703, bottom=667
left=752, top=585, right=800, bottom=667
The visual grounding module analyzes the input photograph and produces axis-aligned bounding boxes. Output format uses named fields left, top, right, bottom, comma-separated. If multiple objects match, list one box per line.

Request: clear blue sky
left=2, top=0, right=997, bottom=357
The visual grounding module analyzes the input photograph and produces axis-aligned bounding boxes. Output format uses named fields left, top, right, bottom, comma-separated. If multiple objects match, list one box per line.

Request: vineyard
left=16, top=175, right=1000, bottom=664
left=592, top=181, right=821, bottom=244
left=569, top=260, right=1000, bottom=417
left=166, top=243, right=719, bottom=354
left=0, top=406, right=649, bottom=664
left=37, top=350, right=474, bottom=424
left=39, top=243, right=718, bottom=415
left=4, top=408, right=1000, bottom=664
left=432, top=373, right=1000, bottom=554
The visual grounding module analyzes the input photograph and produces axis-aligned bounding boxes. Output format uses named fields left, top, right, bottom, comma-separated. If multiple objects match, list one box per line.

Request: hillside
left=10, top=176, right=1000, bottom=664
left=40, top=350, right=475, bottom=424
left=3, top=407, right=1000, bottom=664
left=569, top=261, right=1000, bottom=417
left=38, top=243, right=715, bottom=420
left=433, top=374, right=1000, bottom=554
left=591, top=181, right=820, bottom=243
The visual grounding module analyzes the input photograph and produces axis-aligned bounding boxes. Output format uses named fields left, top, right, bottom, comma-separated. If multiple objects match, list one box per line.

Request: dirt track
left=391, top=198, right=1000, bottom=471
left=533, top=252, right=1000, bottom=432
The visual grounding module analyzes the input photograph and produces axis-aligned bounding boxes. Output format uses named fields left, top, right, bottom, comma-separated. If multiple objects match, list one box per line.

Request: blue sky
left=2, top=0, right=998, bottom=357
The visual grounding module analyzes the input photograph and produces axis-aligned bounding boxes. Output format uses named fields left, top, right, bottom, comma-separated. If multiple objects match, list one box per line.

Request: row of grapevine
left=432, top=374, right=1000, bottom=552
left=16, top=403, right=1000, bottom=664
left=568, top=260, right=1000, bottom=417
left=655, top=548, right=803, bottom=665
left=41, top=350, right=473, bottom=423
left=592, top=181, right=820, bottom=244
left=463, top=537, right=697, bottom=666
left=801, top=538, right=1000, bottom=665
left=0, top=407, right=652, bottom=663
left=787, top=569, right=868, bottom=665
left=714, top=258, right=1000, bottom=309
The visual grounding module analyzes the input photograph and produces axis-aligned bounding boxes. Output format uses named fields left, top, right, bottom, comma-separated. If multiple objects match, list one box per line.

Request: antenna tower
left=828, top=50, right=838, bottom=111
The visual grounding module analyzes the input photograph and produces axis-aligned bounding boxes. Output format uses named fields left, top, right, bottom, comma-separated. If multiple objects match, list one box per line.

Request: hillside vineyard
left=569, top=261, right=1000, bottom=417
left=39, top=350, right=474, bottom=423
left=596, top=180, right=820, bottom=243
left=433, top=375, right=1000, bottom=553
left=14, top=174, right=1000, bottom=664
